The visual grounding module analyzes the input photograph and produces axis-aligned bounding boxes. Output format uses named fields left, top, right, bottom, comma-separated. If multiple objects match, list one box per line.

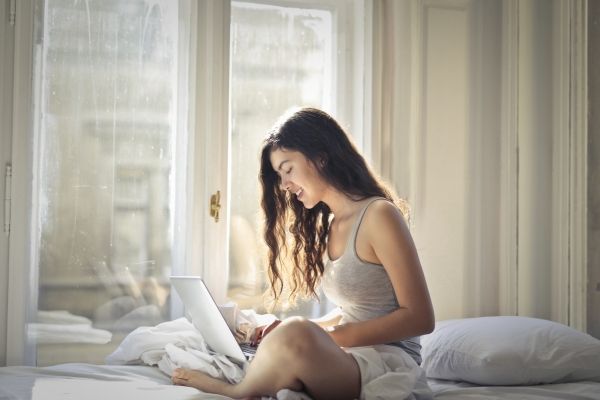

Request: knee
left=261, top=317, right=322, bottom=356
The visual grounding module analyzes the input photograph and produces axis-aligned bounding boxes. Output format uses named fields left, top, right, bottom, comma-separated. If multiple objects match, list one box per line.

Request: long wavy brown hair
left=259, top=107, right=406, bottom=305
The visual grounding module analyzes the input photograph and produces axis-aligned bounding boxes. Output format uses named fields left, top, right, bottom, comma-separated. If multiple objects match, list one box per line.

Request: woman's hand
left=251, top=319, right=281, bottom=346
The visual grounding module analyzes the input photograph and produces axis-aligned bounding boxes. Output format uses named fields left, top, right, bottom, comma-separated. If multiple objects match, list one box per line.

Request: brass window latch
left=210, top=190, right=221, bottom=222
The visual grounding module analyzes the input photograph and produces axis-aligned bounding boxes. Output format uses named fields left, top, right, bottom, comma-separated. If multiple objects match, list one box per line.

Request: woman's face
left=269, top=147, right=328, bottom=209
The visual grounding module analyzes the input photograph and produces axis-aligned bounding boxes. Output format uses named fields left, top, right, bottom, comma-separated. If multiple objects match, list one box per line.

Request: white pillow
left=420, top=316, right=600, bottom=385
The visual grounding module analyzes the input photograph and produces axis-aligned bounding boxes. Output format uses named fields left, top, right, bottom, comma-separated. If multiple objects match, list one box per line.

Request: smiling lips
left=295, top=188, right=304, bottom=199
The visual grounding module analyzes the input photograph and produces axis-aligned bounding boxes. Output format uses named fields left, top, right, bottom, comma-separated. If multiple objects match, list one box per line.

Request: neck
left=322, top=190, right=364, bottom=221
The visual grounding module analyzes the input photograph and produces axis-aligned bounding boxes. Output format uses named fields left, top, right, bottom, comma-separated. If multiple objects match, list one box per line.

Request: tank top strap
left=346, top=197, right=387, bottom=252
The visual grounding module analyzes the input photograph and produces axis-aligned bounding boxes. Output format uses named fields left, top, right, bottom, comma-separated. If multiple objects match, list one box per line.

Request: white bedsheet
left=429, top=378, right=600, bottom=400
left=105, top=317, right=430, bottom=400
left=2, top=363, right=600, bottom=400
left=0, top=363, right=218, bottom=400
left=349, top=345, right=432, bottom=400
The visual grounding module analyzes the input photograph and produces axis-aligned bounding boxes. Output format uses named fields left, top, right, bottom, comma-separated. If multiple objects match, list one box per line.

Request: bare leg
left=172, top=317, right=361, bottom=400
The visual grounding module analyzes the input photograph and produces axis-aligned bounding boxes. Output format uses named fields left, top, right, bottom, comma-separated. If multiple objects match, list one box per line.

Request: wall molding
left=552, top=0, right=573, bottom=326
left=550, top=0, right=588, bottom=330
left=411, top=0, right=476, bottom=319
left=569, top=0, right=588, bottom=331
left=408, top=0, right=422, bottom=215
left=502, top=0, right=588, bottom=328
left=412, top=0, right=472, bottom=216
left=422, top=0, right=470, bottom=9
left=499, top=0, right=519, bottom=316
left=372, top=0, right=586, bottom=325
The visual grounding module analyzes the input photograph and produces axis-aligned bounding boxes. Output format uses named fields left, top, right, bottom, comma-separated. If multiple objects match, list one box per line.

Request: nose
left=280, top=176, right=291, bottom=191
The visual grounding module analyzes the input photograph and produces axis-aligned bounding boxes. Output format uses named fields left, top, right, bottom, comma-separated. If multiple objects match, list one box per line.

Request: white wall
left=382, top=0, right=587, bottom=326
left=516, top=0, right=554, bottom=320
left=414, top=1, right=472, bottom=319
left=399, top=0, right=503, bottom=321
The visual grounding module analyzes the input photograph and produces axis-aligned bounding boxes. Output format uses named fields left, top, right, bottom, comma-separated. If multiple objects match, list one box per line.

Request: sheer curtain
left=370, top=0, right=588, bottom=332
left=370, top=0, right=413, bottom=199
left=370, top=0, right=505, bottom=321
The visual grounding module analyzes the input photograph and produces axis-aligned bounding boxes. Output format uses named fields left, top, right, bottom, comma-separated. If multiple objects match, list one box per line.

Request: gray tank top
left=321, top=197, right=422, bottom=364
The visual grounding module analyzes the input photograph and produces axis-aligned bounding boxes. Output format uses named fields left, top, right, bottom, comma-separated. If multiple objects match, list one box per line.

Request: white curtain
left=369, top=0, right=588, bottom=332
left=370, top=0, right=413, bottom=200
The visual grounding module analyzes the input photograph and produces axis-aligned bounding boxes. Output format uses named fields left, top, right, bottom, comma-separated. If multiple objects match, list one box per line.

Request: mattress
left=0, top=363, right=229, bottom=400
left=1, top=363, right=600, bottom=400
left=429, top=378, right=600, bottom=400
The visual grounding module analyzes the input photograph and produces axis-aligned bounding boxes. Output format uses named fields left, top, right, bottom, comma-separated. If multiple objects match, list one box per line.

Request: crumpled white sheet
left=106, top=316, right=432, bottom=400
left=106, top=317, right=243, bottom=381
left=105, top=317, right=309, bottom=400
left=348, top=345, right=433, bottom=400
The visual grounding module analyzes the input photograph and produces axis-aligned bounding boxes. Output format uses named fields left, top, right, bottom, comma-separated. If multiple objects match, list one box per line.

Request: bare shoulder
left=365, top=199, right=406, bottom=223
left=362, top=199, right=409, bottom=238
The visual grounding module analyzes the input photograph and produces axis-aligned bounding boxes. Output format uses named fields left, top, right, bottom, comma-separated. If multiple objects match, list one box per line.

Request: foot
left=171, top=368, right=220, bottom=392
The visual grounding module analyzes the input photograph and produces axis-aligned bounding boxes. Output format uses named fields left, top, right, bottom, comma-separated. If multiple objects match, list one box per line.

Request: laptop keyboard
left=239, top=342, right=257, bottom=355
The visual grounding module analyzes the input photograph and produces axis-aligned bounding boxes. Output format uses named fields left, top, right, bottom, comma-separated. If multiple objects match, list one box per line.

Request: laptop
left=170, top=276, right=257, bottom=363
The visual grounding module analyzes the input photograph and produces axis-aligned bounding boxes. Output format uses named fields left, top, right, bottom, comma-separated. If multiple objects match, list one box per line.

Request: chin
left=302, top=200, right=318, bottom=209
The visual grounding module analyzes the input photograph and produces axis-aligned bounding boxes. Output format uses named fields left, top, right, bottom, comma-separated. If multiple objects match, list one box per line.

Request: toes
left=172, top=368, right=189, bottom=382
left=172, top=375, right=189, bottom=385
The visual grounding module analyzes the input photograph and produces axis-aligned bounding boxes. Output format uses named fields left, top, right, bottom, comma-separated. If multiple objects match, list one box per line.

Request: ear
left=318, top=155, right=327, bottom=167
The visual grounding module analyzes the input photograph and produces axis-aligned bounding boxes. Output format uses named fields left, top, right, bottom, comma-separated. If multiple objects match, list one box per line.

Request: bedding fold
left=106, top=316, right=432, bottom=400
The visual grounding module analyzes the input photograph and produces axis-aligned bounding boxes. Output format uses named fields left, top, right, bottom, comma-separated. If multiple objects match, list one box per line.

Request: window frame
left=5, top=0, right=229, bottom=366
left=222, top=0, right=371, bottom=314
left=0, top=0, right=17, bottom=368
left=230, top=0, right=370, bottom=149
left=4, top=0, right=370, bottom=365
left=6, top=0, right=36, bottom=366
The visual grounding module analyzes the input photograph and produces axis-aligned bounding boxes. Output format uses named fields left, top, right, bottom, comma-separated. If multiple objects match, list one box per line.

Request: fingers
left=250, top=326, right=265, bottom=347
left=251, top=320, right=282, bottom=346
left=234, top=329, right=246, bottom=342
left=263, top=320, right=282, bottom=337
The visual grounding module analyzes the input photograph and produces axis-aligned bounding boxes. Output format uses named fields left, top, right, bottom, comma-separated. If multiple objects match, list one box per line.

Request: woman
left=172, top=108, right=434, bottom=399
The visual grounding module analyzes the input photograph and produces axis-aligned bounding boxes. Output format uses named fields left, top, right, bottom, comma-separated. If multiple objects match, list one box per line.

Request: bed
left=1, top=316, right=600, bottom=400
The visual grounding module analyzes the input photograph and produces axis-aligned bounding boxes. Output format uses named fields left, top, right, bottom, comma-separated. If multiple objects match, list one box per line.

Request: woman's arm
left=327, top=200, right=434, bottom=347
left=310, top=306, right=342, bottom=328
left=252, top=307, right=341, bottom=345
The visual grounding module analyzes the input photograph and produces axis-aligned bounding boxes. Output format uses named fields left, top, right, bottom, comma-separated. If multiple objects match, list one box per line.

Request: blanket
left=106, top=317, right=432, bottom=400
left=106, top=317, right=308, bottom=399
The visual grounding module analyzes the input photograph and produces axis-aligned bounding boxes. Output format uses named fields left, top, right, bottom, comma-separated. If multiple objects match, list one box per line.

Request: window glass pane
left=32, top=0, right=187, bottom=365
left=229, top=2, right=333, bottom=317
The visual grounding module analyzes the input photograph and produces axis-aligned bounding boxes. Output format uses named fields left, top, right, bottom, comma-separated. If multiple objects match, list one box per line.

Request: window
left=29, top=0, right=190, bottom=365
left=4, top=0, right=366, bottom=365
left=227, top=0, right=366, bottom=317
